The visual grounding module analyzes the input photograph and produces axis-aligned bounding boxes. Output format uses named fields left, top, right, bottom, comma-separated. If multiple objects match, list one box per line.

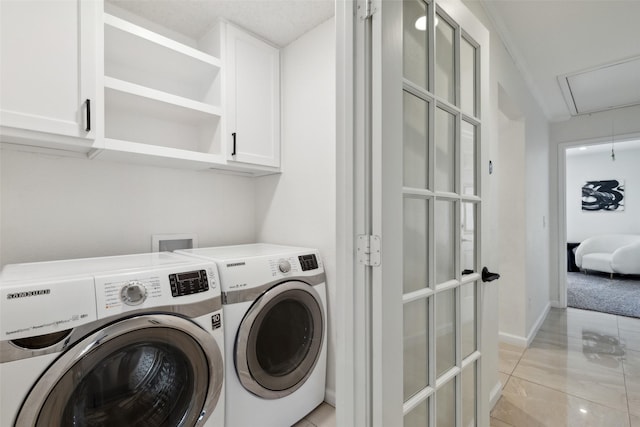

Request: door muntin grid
left=401, top=0, right=482, bottom=425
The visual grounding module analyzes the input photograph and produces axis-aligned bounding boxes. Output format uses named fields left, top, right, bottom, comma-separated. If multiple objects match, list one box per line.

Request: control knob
left=121, top=281, right=148, bottom=306
left=278, top=260, right=291, bottom=273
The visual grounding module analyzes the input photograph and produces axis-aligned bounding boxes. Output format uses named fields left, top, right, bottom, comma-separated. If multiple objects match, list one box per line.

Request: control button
left=120, top=281, right=148, bottom=306
left=278, top=260, right=291, bottom=273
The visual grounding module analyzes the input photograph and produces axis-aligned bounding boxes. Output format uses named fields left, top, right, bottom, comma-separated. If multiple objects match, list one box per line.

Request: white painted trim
left=557, top=142, right=568, bottom=308
left=498, top=302, right=550, bottom=347
left=498, top=331, right=527, bottom=348
left=554, top=131, right=640, bottom=313
left=324, top=388, right=336, bottom=407
left=489, top=380, right=502, bottom=410
left=335, top=0, right=358, bottom=424
left=526, top=302, right=550, bottom=346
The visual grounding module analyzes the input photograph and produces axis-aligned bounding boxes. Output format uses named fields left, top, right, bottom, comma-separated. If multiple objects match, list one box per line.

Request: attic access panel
left=558, top=55, right=640, bottom=116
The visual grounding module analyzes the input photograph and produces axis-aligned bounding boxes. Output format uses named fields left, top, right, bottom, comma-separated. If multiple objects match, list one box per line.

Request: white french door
left=340, top=0, right=491, bottom=425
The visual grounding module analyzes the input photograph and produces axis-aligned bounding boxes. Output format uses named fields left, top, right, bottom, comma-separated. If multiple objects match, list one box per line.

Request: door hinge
left=359, top=0, right=376, bottom=20
left=357, top=235, right=381, bottom=266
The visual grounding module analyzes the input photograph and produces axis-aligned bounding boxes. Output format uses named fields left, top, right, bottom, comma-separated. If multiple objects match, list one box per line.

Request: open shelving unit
left=100, top=10, right=227, bottom=167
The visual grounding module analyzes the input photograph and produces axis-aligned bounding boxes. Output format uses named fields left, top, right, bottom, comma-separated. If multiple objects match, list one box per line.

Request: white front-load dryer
left=0, top=252, right=225, bottom=427
left=177, top=244, right=327, bottom=427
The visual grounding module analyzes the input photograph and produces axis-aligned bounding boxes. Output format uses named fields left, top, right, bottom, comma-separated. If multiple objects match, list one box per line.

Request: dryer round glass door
left=14, top=314, right=223, bottom=427
left=235, top=281, right=324, bottom=399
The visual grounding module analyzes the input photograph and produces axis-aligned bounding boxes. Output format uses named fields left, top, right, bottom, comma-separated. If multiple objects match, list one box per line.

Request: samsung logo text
left=6, top=289, right=51, bottom=299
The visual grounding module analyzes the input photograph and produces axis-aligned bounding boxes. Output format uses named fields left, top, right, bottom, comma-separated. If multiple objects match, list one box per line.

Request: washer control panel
left=267, top=253, right=321, bottom=277
left=120, top=281, right=148, bottom=306
left=278, top=260, right=292, bottom=273
left=168, top=269, right=209, bottom=297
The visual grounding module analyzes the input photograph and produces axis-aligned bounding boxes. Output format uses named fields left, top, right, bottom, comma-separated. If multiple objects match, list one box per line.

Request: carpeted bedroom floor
left=567, top=272, right=640, bottom=318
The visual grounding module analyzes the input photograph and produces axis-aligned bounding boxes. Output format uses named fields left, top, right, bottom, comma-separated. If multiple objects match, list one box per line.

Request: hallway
left=491, top=308, right=640, bottom=426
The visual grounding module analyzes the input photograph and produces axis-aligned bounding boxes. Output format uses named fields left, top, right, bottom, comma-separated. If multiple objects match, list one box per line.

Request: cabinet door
left=0, top=0, right=97, bottom=145
left=225, top=24, right=280, bottom=168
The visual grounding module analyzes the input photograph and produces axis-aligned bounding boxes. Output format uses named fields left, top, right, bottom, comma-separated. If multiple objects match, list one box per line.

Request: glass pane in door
left=435, top=13, right=455, bottom=104
left=403, top=298, right=429, bottom=400
left=460, top=202, right=475, bottom=274
left=404, top=0, right=428, bottom=90
left=461, top=282, right=476, bottom=358
left=435, top=107, right=455, bottom=192
left=435, top=200, right=455, bottom=284
left=436, top=289, right=455, bottom=376
left=404, top=91, right=429, bottom=189
left=460, top=37, right=476, bottom=116
left=436, top=378, right=455, bottom=427
left=404, top=399, right=429, bottom=427
left=462, top=363, right=477, bottom=427
left=460, top=121, right=476, bottom=195
left=404, top=197, right=429, bottom=293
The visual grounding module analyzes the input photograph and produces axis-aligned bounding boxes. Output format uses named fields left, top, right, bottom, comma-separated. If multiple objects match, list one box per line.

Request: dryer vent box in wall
left=152, top=234, right=198, bottom=252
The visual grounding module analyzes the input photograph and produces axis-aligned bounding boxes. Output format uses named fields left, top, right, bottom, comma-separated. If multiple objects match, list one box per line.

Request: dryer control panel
left=298, top=254, right=319, bottom=271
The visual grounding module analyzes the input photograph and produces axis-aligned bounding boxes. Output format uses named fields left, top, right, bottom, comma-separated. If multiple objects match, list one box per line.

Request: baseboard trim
left=526, top=302, right=551, bottom=346
left=324, top=388, right=336, bottom=406
left=489, top=380, right=502, bottom=410
left=550, top=300, right=563, bottom=308
left=499, top=302, right=551, bottom=347
left=498, top=331, right=527, bottom=347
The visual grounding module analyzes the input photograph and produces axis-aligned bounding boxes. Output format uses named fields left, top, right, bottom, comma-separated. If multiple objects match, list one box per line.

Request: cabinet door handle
left=232, top=132, right=237, bottom=156
left=85, top=99, right=91, bottom=132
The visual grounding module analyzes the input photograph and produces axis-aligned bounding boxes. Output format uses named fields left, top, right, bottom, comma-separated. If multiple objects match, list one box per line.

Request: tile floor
left=293, top=308, right=640, bottom=427
left=293, top=402, right=336, bottom=427
left=491, top=307, right=640, bottom=427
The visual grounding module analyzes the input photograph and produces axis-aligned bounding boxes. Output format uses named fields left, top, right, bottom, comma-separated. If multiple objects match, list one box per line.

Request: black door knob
left=482, top=267, right=500, bottom=282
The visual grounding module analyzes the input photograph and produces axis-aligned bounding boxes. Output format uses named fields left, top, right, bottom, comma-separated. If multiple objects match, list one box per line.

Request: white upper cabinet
left=1, top=1, right=282, bottom=174
left=97, top=5, right=281, bottom=174
left=224, top=23, right=281, bottom=169
left=0, top=0, right=97, bottom=151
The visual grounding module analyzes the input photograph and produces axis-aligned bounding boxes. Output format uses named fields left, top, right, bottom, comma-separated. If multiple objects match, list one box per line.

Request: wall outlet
left=152, top=234, right=198, bottom=252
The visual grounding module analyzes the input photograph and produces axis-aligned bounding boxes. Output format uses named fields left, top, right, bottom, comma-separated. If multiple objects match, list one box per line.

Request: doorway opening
left=562, top=139, right=640, bottom=318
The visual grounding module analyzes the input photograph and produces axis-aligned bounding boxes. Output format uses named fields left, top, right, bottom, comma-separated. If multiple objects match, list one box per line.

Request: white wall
left=549, top=104, right=640, bottom=303
left=254, top=18, right=337, bottom=404
left=566, top=148, right=640, bottom=242
left=496, top=107, right=526, bottom=338
left=0, top=148, right=256, bottom=266
left=464, top=1, right=551, bottom=350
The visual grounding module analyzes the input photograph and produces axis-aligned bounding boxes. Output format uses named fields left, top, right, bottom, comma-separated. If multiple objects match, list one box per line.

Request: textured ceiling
left=109, top=0, right=335, bottom=47
left=480, top=0, right=640, bottom=121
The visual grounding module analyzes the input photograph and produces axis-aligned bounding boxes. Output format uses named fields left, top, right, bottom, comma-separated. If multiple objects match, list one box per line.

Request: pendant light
left=611, top=121, right=616, bottom=161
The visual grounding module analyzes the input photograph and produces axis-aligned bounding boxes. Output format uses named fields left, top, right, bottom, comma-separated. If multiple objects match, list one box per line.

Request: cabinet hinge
left=357, top=235, right=381, bottom=267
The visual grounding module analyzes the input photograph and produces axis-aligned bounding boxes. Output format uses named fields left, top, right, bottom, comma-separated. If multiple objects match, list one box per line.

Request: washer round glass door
left=14, top=314, right=223, bottom=427
left=235, top=281, right=324, bottom=399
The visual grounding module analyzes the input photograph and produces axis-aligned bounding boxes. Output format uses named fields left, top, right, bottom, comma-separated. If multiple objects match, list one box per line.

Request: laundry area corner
left=0, top=0, right=337, bottom=425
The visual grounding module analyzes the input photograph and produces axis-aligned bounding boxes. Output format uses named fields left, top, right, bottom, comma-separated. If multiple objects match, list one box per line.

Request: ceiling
left=107, top=0, right=640, bottom=121
left=480, top=0, right=640, bottom=122
left=566, top=139, right=640, bottom=157
left=108, top=0, right=334, bottom=47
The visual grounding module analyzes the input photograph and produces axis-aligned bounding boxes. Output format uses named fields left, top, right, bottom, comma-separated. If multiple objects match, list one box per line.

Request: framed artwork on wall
left=582, top=179, right=625, bottom=211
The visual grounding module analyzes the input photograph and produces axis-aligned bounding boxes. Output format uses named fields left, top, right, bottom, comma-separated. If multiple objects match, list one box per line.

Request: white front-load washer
left=0, top=252, right=225, bottom=427
left=177, top=244, right=327, bottom=427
